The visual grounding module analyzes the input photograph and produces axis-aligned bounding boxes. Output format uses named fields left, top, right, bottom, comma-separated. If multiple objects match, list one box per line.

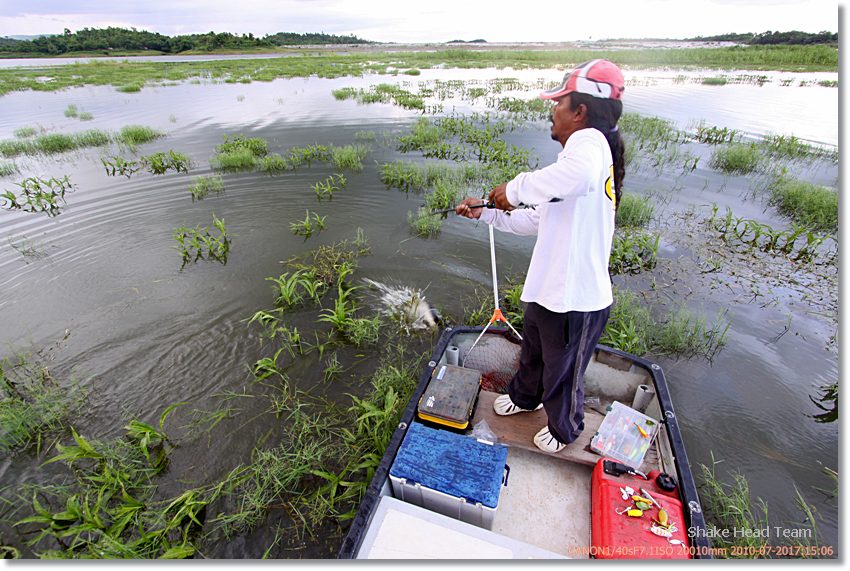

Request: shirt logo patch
left=604, top=164, right=616, bottom=210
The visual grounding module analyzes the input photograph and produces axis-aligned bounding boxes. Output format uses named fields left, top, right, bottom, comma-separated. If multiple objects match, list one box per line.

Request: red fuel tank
left=591, top=458, right=691, bottom=559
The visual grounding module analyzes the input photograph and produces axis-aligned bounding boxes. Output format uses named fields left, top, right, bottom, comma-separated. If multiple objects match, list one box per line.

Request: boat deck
left=473, top=390, right=660, bottom=475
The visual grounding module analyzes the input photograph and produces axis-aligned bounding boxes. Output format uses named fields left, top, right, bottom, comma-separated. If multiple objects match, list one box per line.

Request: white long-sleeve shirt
left=479, top=128, right=616, bottom=313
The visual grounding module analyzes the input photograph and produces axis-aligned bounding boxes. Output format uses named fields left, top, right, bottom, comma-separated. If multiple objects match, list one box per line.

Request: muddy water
left=0, top=67, right=838, bottom=557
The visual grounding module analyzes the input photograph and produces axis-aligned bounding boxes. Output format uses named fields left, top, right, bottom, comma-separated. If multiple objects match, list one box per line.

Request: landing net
left=460, top=331, right=521, bottom=393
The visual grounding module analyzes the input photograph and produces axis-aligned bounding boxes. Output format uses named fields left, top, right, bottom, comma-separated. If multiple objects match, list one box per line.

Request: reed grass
left=188, top=175, right=225, bottom=201
left=380, top=161, right=427, bottom=193
left=63, top=104, right=78, bottom=118
left=212, top=147, right=258, bottom=171
left=0, top=126, right=154, bottom=157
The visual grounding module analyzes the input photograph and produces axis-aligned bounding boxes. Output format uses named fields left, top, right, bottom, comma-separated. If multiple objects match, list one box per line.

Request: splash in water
left=362, top=278, right=440, bottom=331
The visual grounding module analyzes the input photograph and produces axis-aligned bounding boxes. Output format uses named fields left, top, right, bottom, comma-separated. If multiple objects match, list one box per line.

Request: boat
left=338, top=325, right=713, bottom=559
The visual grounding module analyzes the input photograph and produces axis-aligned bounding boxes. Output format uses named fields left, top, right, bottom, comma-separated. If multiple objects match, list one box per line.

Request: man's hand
left=455, top=197, right=485, bottom=219
left=488, top=183, right=513, bottom=211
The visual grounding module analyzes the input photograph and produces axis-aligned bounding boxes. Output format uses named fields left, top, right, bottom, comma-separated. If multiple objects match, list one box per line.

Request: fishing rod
left=427, top=201, right=494, bottom=216
left=427, top=198, right=561, bottom=216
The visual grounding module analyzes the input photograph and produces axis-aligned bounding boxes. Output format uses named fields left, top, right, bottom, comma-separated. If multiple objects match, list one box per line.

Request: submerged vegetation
left=0, top=356, right=84, bottom=456
left=188, top=175, right=225, bottom=201
left=600, top=289, right=729, bottom=359
left=767, top=175, right=838, bottom=234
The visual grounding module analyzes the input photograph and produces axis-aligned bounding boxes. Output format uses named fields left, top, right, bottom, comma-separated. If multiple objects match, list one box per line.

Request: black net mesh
left=460, top=330, right=522, bottom=393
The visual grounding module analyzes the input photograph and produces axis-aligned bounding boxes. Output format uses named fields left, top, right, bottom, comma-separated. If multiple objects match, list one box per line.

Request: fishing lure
left=634, top=422, right=649, bottom=438
left=650, top=524, right=673, bottom=538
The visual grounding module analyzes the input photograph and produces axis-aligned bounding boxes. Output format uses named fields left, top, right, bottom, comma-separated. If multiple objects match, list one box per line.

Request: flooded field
left=0, top=63, right=838, bottom=558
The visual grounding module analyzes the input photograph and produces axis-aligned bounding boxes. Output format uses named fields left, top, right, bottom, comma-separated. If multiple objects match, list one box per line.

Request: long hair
left=569, top=92, right=625, bottom=210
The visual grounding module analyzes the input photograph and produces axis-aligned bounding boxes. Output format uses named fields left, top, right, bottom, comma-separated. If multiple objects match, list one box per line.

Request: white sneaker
left=533, top=426, right=567, bottom=454
left=493, top=394, right=543, bottom=416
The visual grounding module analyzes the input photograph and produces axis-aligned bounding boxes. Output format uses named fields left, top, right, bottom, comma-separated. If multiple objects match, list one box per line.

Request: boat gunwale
left=337, top=325, right=712, bottom=559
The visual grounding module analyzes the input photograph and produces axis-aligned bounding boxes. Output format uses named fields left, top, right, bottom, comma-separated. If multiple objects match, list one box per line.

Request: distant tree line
left=0, top=27, right=373, bottom=55
left=689, top=30, right=837, bottom=45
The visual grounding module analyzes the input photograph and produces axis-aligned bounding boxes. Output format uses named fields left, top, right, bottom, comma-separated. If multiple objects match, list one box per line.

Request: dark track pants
left=507, top=302, right=611, bottom=444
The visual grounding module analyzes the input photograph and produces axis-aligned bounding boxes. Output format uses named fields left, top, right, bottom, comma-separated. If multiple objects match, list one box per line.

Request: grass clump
left=257, top=153, right=289, bottom=174
left=710, top=142, right=762, bottom=174
left=31, top=133, right=76, bottom=154
left=0, top=356, right=84, bottom=455
left=616, top=193, right=655, bottom=228
left=212, top=135, right=268, bottom=172
left=609, top=229, right=660, bottom=275
left=408, top=208, right=442, bottom=238
left=768, top=176, right=837, bottom=233
left=12, top=405, right=223, bottom=559
left=13, top=126, right=38, bottom=139
left=72, top=129, right=110, bottom=147
left=117, top=125, right=165, bottom=147
left=188, top=175, right=224, bottom=201
left=0, top=161, right=17, bottom=177
left=116, top=83, right=143, bottom=93
left=330, top=144, right=369, bottom=171
left=600, top=289, right=728, bottom=359
left=702, top=76, right=728, bottom=86
left=380, top=161, right=427, bottom=193
left=142, top=150, right=192, bottom=174
left=63, top=104, right=78, bottom=118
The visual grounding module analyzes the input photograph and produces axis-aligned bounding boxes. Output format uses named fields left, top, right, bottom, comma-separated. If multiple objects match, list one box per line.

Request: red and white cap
left=540, top=59, right=625, bottom=101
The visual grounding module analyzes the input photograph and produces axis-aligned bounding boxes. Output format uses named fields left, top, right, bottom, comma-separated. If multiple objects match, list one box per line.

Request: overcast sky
left=0, top=0, right=839, bottom=43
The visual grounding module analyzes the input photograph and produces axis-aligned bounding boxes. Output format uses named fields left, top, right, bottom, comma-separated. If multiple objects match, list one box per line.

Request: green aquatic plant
left=63, top=104, right=78, bottom=118
left=257, top=153, right=289, bottom=174
left=117, top=124, right=165, bottom=147
left=0, top=356, right=84, bottom=456
left=11, top=404, right=222, bottom=559
left=142, top=150, right=192, bottom=174
left=211, top=135, right=268, bottom=171
left=173, top=214, right=230, bottom=268
left=1, top=175, right=75, bottom=217
left=600, top=289, right=727, bottom=360
left=616, top=194, right=655, bottom=228
left=710, top=142, right=762, bottom=174
left=380, top=161, right=427, bottom=193
left=187, top=175, right=225, bottom=201
left=767, top=176, right=837, bottom=233
left=407, top=207, right=442, bottom=238
left=701, top=76, right=728, bottom=86
left=267, top=271, right=306, bottom=309
left=609, top=229, right=660, bottom=275
left=13, top=126, right=38, bottom=139
left=0, top=161, right=17, bottom=177
left=809, top=382, right=837, bottom=424
left=691, top=122, right=741, bottom=145
left=78, top=111, right=93, bottom=121
left=343, top=315, right=382, bottom=347
left=312, top=173, right=346, bottom=201
left=101, top=156, right=142, bottom=178
left=289, top=210, right=327, bottom=239
left=330, top=144, right=369, bottom=171
left=323, top=353, right=343, bottom=383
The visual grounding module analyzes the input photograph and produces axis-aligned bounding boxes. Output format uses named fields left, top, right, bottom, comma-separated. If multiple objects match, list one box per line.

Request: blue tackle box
left=389, top=422, right=509, bottom=529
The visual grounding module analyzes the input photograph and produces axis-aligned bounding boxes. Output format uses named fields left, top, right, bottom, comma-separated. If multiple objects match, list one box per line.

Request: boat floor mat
left=472, top=390, right=659, bottom=474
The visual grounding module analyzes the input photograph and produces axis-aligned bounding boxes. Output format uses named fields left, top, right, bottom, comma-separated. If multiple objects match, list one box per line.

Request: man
left=456, top=59, right=626, bottom=453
